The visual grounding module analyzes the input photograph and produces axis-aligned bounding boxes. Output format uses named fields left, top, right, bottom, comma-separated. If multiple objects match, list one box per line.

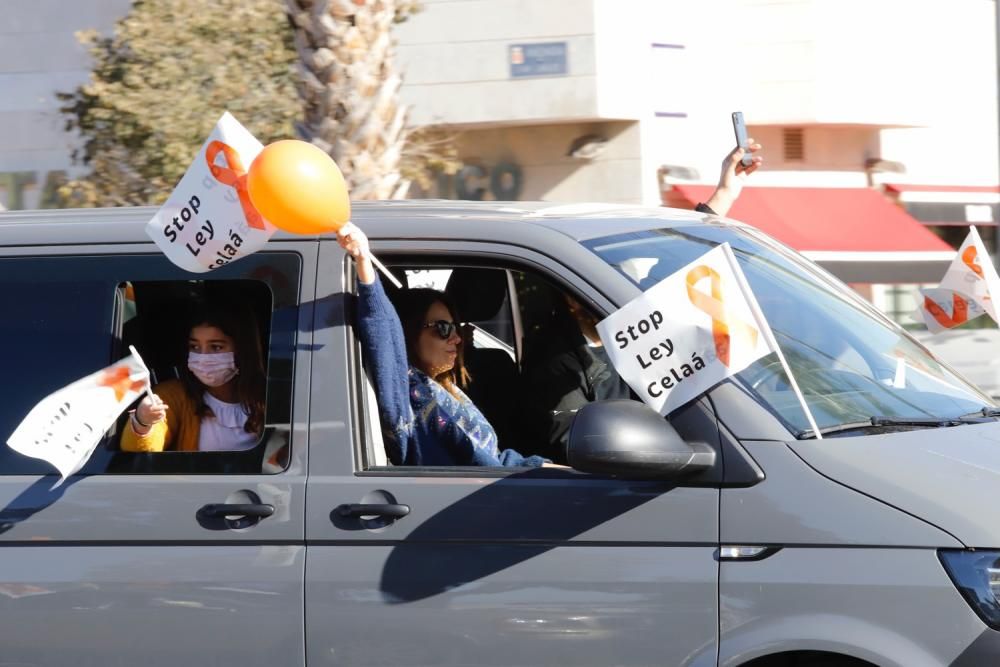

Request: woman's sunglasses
left=422, top=320, right=459, bottom=340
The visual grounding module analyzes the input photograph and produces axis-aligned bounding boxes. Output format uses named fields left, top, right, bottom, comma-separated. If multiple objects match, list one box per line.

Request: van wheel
left=742, top=651, right=876, bottom=667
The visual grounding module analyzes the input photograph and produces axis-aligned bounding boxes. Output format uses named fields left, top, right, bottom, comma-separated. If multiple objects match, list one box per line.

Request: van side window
left=0, top=261, right=115, bottom=475
left=0, top=254, right=300, bottom=476
left=354, top=261, right=628, bottom=470
left=114, top=279, right=285, bottom=471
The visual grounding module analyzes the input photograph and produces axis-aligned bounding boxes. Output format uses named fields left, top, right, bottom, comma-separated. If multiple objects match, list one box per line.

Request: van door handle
left=199, top=503, right=275, bottom=519
left=336, top=503, right=410, bottom=519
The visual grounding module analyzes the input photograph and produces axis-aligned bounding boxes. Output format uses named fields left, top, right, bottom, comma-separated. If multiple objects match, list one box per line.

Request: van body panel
left=707, top=382, right=797, bottom=441
left=0, top=545, right=305, bottom=666
left=307, top=472, right=720, bottom=543
left=0, top=476, right=304, bottom=542
left=0, top=236, right=316, bottom=665
left=788, top=422, right=1000, bottom=547
left=305, top=241, right=356, bottom=482
left=305, top=544, right=718, bottom=667
left=3, top=204, right=1000, bottom=663
left=724, top=441, right=961, bottom=547
left=718, top=548, right=983, bottom=667
left=303, top=238, right=721, bottom=664
left=0, top=203, right=698, bottom=249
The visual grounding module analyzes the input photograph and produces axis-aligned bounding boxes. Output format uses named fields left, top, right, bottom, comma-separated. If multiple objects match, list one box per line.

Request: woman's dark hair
left=392, top=288, right=470, bottom=397
left=179, top=300, right=266, bottom=435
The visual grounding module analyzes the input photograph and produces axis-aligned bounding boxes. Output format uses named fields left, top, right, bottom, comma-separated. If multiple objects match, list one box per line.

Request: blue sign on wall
left=509, top=42, right=568, bottom=79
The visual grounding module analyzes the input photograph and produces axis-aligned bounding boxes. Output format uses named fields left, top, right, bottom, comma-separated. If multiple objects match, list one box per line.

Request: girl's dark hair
left=179, top=300, right=266, bottom=435
left=392, top=288, right=470, bottom=397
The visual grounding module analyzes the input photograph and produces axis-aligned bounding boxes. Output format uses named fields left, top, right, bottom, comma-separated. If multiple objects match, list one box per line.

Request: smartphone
left=731, top=111, right=754, bottom=167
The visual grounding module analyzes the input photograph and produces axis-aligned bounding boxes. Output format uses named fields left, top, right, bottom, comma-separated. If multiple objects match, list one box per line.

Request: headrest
left=445, top=267, right=508, bottom=322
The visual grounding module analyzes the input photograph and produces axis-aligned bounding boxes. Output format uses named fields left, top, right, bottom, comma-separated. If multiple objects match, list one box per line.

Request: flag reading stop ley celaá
left=596, top=243, right=778, bottom=416
left=917, top=226, right=1000, bottom=334
left=146, top=112, right=277, bottom=273
left=6, top=349, right=150, bottom=483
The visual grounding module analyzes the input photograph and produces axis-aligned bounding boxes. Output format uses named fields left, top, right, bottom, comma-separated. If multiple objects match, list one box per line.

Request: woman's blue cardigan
left=356, top=277, right=545, bottom=468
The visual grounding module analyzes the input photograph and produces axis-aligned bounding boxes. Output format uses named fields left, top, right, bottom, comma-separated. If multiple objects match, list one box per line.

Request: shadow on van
left=377, top=470, right=677, bottom=603
left=0, top=476, right=83, bottom=534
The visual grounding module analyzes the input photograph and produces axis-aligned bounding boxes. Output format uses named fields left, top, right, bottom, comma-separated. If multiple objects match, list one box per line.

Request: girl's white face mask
left=188, top=351, right=238, bottom=387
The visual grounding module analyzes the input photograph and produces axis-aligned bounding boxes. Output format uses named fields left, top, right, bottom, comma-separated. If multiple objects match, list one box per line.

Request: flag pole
left=128, top=345, right=153, bottom=396
left=722, top=245, right=824, bottom=439
left=371, top=253, right=402, bottom=289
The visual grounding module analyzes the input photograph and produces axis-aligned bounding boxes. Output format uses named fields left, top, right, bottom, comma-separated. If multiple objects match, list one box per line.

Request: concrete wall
left=0, top=0, right=995, bottom=209
left=0, top=0, right=132, bottom=210
left=397, top=0, right=997, bottom=203
left=395, top=0, right=602, bottom=126
left=875, top=0, right=998, bottom=184
left=395, top=0, right=705, bottom=128
left=720, top=0, right=999, bottom=185
left=725, top=0, right=944, bottom=127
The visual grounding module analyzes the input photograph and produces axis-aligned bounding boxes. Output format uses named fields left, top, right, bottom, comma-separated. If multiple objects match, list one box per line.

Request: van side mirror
left=567, top=400, right=716, bottom=479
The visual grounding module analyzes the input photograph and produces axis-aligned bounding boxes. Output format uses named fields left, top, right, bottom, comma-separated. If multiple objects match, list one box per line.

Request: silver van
left=1, top=202, right=998, bottom=667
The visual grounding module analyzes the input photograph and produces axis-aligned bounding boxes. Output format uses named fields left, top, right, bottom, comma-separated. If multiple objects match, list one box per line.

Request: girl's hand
left=132, top=393, right=168, bottom=435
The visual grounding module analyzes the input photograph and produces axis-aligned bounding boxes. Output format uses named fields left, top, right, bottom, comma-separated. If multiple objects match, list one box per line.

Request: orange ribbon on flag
left=97, top=366, right=145, bottom=402
left=205, top=141, right=265, bottom=230
left=924, top=293, right=969, bottom=329
left=686, top=265, right=759, bottom=367
left=962, top=245, right=984, bottom=278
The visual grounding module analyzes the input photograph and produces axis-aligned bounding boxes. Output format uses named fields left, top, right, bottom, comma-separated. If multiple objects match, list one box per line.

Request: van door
left=304, top=240, right=720, bottom=666
left=0, top=245, right=314, bottom=666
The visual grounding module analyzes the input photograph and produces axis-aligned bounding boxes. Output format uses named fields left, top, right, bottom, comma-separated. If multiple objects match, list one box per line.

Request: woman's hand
left=337, top=222, right=376, bottom=285
left=704, top=139, right=763, bottom=217
left=132, top=392, right=168, bottom=436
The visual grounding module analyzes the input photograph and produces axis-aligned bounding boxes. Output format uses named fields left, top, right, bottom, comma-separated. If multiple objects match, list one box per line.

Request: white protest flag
left=916, top=226, right=1000, bottom=334
left=597, top=243, right=822, bottom=437
left=6, top=348, right=150, bottom=483
left=146, top=112, right=277, bottom=273
left=917, top=288, right=988, bottom=335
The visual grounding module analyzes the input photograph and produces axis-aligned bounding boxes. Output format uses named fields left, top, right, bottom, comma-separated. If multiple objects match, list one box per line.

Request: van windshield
left=585, top=222, right=994, bottom=437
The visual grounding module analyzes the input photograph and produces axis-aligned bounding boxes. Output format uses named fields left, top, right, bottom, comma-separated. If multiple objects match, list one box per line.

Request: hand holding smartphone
left=731, top=112, right=754, bottom=167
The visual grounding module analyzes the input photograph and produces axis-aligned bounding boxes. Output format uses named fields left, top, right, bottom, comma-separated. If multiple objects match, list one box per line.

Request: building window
left=783, top=128, right=805, bottom=162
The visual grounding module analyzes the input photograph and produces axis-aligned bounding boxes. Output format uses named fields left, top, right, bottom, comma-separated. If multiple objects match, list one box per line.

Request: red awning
left=669, top=185, right=953, bottom=253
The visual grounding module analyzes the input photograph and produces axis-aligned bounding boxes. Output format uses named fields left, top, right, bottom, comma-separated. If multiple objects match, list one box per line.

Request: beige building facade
left=396, top=0, right=999, bottom=208
left=0, top=0, right=996, bottom=211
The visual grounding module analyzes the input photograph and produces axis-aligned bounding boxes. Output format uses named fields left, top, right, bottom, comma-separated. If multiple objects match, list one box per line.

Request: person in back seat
left=525, top=142, right=765, bottom=459
left=120, top=301, right=266, bottom=452
left=339, top=223, right=547, bottom=468
left=522, top=292, right=634, bottom=460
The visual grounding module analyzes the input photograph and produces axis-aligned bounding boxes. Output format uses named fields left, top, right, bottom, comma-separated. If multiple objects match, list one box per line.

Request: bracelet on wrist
left=131, top=412, right=150, bottom=429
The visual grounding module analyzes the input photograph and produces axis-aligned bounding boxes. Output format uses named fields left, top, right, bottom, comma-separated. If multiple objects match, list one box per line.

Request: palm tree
left=285, top=0, right=423, bottom=200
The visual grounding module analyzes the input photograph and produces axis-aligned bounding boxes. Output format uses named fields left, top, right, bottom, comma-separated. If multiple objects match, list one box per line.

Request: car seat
left=444, top=267, right=522, bottom=446
left=515, top=278, right=588, bottom=462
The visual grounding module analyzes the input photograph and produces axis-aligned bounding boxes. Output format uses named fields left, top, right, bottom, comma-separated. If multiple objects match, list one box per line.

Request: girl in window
left=120, top=302, right=266, bottom=452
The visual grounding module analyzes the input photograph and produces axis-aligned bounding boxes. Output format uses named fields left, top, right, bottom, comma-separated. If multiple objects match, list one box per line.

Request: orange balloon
left=247, top=140, right=351, bottom=234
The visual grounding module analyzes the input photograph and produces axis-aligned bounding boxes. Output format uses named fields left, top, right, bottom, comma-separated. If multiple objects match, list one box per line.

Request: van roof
left=0, top=200, right=710, bottom=246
